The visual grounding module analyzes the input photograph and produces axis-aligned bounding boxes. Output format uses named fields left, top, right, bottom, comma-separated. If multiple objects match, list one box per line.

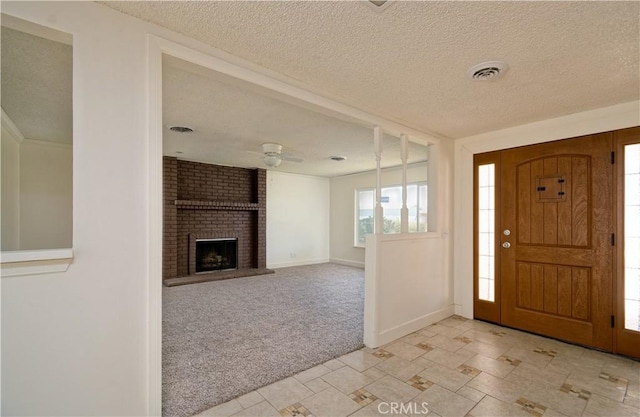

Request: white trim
left=1, top=249, right=73, bottom=277
left=146, top=35, right=163, bottom=417
left=21, top=138, right=72, bottom=149
left=1, top=108, right=25, bottom=144
left=0, top=12, right=72, bottom=45
left=373, top=305, right=455, bottom=348
left=267, top=258, right=330, bottom=269
left=1, top=248, right=72, bottom=263
left=329, top=258, right=365, bottom=269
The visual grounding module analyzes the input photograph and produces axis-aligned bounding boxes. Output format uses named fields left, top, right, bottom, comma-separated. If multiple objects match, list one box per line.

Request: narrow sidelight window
left=624, top=144, right=640, bottom=331
left=478, top=164, right=496, bottom=302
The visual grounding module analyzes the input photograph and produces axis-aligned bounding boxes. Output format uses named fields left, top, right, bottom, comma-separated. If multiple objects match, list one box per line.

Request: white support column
left=400, top=134, right=409, bottom=233
left=374, top=127, right=384, bottom=235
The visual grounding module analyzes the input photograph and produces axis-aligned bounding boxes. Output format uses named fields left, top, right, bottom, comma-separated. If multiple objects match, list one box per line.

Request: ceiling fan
left=251, top=143, right=303, bottom=168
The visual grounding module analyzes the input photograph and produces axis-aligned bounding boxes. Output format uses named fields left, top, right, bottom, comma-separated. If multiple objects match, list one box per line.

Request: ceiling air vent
left=466, top=61, right=509, bottom=81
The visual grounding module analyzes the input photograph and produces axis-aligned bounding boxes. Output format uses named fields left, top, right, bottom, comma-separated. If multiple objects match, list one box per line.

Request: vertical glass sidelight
left=478, top=164, right=496, bottom=302
left=624, top=144, right=640, bottom=331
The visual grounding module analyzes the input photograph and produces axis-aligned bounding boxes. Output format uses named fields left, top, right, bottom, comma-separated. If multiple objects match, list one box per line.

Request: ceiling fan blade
left=281, top=155, right=303, bottom=163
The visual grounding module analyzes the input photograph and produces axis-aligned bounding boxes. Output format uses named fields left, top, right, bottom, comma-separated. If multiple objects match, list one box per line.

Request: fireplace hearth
left=196, top=238, right=238, bottom=273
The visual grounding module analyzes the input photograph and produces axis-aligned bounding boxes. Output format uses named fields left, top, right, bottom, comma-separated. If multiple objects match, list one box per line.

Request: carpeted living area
left=162, top=263, right=364, bottom=417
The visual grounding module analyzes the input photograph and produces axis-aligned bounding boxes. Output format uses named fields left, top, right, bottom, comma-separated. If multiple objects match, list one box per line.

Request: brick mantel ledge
left=174, top=200, right=263, bottom=211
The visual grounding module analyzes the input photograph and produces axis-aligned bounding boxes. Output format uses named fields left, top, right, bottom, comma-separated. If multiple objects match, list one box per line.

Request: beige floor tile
left=375, top=356, right=428, bottom=382
left=305, top=377, right=332, bottom=393
left=384, top=341, right=428, bottom=361
left=417, top=328, right=438, bottom=338
left=425, top=334, right=468, bottom=353
left=521, top=379, right=588, bottom=416
left=507, top=360, right=568, bottom=389
left=412, top=384, right=476, bottom=417
left=350, top=399, right=408, bottom=417
left=322, top=365, right=374, bottom=394
left=624, top=394, right=640, bottom=409
left=422, top=347, right=475, bottom=369
left=426, top=323, right=466, bottom=338
left=338, top=350, right=384, bottom=372
left=363, top=366, right=388, bottom=381
left=364, top=375, right=422, bottom=404
left=400, top=332, right=433, bottom=346
left=456, top=386, right=486, bottom=403
left=565, top=370, right=627, bottom=402
left=197, top=399, right=243, bottom=417
left=323, top=358, right=346, bottom=370
left=257, top=377, right=314, bottom=410
left=627, top=379, right=640, bottom=399
left=503, top=346, right=554, bottom=368
left=466, top=372, right=531, bottom=403
left=583, top=393, right=640, bottom=416
left=461, top=329, right=506, bottom=346
left=601, top=358, right=640, bottom=383
left=467, top=395, right=531, bottom=417
left=236, top=391, right=264, bottom=409
left=299, top=386, right=361, bottom=417
left=231, top=401, right=280, bottom=417
left=463, top=354, right=515, bottom=378
left=295, top=364, right=331, bottom=383
left=462, top=341, right=510, bottom=359
left=417, top=361, right=472, bottom=392
left=437, top=316, right=470, bottom=329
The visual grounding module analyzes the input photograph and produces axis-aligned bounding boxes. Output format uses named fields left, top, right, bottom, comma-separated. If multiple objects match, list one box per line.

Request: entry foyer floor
left=196, top=316, right=639, bottom=417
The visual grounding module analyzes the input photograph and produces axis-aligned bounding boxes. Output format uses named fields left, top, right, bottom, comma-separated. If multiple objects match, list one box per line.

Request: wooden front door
left=500, top=133, right=613, bottom=351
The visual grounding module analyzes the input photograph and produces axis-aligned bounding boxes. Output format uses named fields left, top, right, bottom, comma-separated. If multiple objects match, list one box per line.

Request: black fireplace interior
left=196, top=238, right=238, bottom=273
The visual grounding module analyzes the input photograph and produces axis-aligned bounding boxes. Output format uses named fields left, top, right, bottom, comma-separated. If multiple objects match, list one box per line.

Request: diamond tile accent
left=280, top=403, right=312, bottom=417
left=516, top=397, right=547, bottom=417
left=490, top=330, right=507, bottom=337
left=406, top=375, right=433, bottom=391
left=560, top=383, right=591, bottom=400
left=349, top=389, right=377, bottom=406
left=416, top=342, right=435, bottom=352
left=372, top=349, right=394, bottom=359
left=599, top=372, right=629, bottom=386
left=456, top=364, right=481, bottom=377
left=533, top=347, right=557, bottom=357
left=497, top=355, right=522, bottom=366
left=454, top=335, right=473, bottom=344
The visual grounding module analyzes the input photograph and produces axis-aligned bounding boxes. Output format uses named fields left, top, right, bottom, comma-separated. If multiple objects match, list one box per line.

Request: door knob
left=503, top=229, right=511, bottom=236
left=502, top=242, right=511, bottom=249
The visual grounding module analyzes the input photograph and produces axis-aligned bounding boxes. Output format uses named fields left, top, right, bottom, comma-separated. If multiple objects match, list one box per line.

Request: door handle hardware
left=502, top=242, right=511, bottom=248
left=537, top=186, right=546, bottom=191
left=503, top=229, right=511, bottom=236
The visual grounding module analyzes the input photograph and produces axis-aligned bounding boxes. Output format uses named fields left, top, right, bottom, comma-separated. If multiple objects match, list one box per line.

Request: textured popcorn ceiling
left=163, top=56, right=429, bottom=177
left=102, top=0, right=639, bottom=140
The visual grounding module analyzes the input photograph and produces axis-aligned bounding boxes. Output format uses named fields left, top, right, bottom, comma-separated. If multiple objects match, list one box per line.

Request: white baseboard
left=267, top=258, right=330, bottom=269
left=329, top=258, right=365, bottom=269
left=366, top=305, right=455, bottom=348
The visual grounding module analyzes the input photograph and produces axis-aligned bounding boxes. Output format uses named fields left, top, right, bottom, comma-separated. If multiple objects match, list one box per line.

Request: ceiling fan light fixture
left=263, top=154, right=282, bottom=168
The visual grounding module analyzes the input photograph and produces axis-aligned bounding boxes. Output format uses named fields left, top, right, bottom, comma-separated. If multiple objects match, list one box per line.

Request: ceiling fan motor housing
left=262, top=143, right=283, bottom=155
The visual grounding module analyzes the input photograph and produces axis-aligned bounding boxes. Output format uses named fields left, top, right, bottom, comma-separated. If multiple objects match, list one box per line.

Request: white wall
left=266, top=171, right=330, bottom=268
left=1, top=124, right=21, bottom=250
left=1, top=3, right=149, bottom=415
left=19, top=139, right=72, bottom=249
left=329, top=162, right=428, bottom=267
left=453, top=101, right=640, bottom=319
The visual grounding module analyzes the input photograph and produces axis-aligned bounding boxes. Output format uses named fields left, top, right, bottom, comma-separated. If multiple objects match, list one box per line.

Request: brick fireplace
left=162, top=157, right=272, bottom=286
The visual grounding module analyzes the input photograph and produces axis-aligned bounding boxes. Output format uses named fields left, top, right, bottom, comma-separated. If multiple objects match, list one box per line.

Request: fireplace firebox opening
left=195, top=238, right=238, bottom=273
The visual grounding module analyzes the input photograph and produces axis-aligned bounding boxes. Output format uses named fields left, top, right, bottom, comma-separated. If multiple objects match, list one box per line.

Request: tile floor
left=196, top=316, right=639, bottom=417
